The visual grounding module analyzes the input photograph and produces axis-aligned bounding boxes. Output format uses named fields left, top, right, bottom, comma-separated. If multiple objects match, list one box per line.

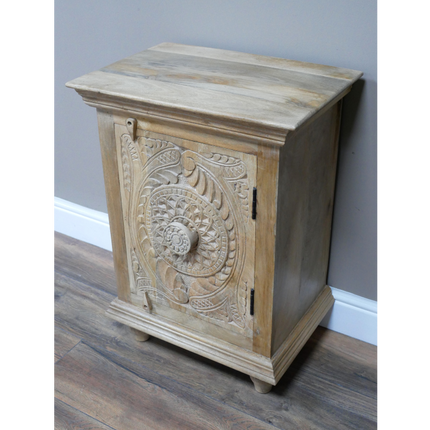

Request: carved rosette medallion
left=119, top=126, right=253, bottom=332
left=163, top=222, right=199, bottom=256
left=148, top=187, right=229, bottom=276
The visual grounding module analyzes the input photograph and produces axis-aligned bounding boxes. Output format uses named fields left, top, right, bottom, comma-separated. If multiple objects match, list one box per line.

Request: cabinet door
left=116, top=122, right=256, bottom=347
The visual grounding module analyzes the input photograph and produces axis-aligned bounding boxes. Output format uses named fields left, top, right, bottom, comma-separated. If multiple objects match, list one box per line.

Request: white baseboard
left=54, top=197, right=112, bottom=251
left=54, top=197, right=377, bottom=346
left=319, top=287, right=377, bottom=345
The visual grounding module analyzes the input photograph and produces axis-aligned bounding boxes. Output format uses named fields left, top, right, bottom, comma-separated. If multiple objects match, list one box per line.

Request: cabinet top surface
left=67, top=43, right=362, bottom=132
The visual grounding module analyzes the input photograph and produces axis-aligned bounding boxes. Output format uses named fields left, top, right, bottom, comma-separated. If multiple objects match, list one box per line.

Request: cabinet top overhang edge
left=67, top=43, right=362, bottom=145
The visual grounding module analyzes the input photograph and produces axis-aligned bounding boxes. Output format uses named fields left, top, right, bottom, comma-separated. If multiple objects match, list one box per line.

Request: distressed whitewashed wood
left=115, top=120, right=256, bottom=349
left=66, top=43, right=362, bottom=136
left=130, top=327, right=150, bottom=342
left=149, top=43, right=363, bottom=81
left=68, top=43, right=362, bottom=393
left=250, top=377, right=272, bottom=394
left=106, top=282, right=334, bottom=386
left=271, top=101, right=343, bottom=354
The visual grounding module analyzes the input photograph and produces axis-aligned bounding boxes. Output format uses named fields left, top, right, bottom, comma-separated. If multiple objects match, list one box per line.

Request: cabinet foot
left=130, top=327, right=150, bottom=342
left=250, top=376, right=273, bottom=394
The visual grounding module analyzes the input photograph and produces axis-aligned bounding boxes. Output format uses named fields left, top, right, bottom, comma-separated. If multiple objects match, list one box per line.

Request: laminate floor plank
left=55, top=342, right=277, bottom=430
left=55, top=232, right=117, bottom=296
left=55, top=326, right=81, bottom=363
left=55, top=399, right=116, bottom=430
left=54, top=232, right=377, bottom=429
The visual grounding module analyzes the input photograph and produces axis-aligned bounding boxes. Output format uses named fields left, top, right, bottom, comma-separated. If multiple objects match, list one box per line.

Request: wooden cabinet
left=67, top=43, right=362, bottom=393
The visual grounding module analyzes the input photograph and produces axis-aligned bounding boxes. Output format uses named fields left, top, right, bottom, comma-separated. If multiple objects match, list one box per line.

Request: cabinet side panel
left=271, top=102, right=341, bottom=353
left=97, top=109, right=131, bottom=302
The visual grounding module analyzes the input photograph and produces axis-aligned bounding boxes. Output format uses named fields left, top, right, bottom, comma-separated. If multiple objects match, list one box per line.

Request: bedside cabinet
left=67, top=43, right=362, bottom=393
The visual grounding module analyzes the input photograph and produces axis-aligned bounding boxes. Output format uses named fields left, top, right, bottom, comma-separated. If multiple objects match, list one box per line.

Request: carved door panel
left=115, top=121, right=256, bottom=346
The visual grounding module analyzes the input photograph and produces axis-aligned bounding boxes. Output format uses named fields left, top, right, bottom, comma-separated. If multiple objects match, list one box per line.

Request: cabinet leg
left=250, top=376, right=273, bottom=394
left=130, top=327, right=150, bottom=342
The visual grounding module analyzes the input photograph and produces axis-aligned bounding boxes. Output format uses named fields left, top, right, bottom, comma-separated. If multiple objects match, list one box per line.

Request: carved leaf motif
left=156, top=259, right=188, bottom=304
left=139, top=136, right=174, bottom=156
left=202, top=151, right=246, bottom=179
left=223, top=165, right=246, bottom=179
left=131, top=249, right=151, bottom=295
left=202, top=152, right=240, bottom=165
left=141, top=149, right=182, bottom=195
left=182, top=154, right=226, bottom=213
left=122, top=135, right=140, bottom=161
left=121, top=134, right=140, bottom=192
left=227, top=179, right=250, bottom=220
left=189, top=277, right=217, bottom=297
left=200, top=151, right=250, bottom=220
left=229, top=303, right=245, bottom=329
left=190, top=296, right=229, bottom=322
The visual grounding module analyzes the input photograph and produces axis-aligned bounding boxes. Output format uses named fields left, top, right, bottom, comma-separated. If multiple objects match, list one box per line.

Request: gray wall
left=55, top=0, right=377, bottom=301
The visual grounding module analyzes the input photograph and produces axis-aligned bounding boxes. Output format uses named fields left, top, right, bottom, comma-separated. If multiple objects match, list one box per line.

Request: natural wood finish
left=66, top=43, right=362, bottom=135
left=113, top=122, right=257, bottom=348
left=67, top=44, right=363, bottom=394
left=150, top=43, right=364, bottom=81
left=106, top=297, right=274, bottom=383
left=106, top=280, right=333, bottom=386
left=250, top=376, right=272, bottom=394
left=130, top=327, right=150, bottom=342
left=112, top=113, right=261, bottom=156
left=252, top=143, right=279, bottom=357
left=271, top=101, right=342, bottom=353
left=141, top=291, right=152, bottom=313
left=55, top=232, right=377, bottom=429
left=97, top=110, right=131, bottom=303
left=272, top=285, right=334, bottom=383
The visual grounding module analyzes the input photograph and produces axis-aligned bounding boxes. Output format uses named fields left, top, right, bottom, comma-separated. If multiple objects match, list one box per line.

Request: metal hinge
left=250, top=288, right=255, bottom=316
left=252, top=187, right=257, bottom=220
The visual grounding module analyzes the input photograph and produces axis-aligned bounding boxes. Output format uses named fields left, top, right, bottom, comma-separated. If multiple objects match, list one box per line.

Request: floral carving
left=119, top=127, right=252, bottom=332
left=200, top=151, right=250, bottom=220
left=147, top=186, right=230, bottom=277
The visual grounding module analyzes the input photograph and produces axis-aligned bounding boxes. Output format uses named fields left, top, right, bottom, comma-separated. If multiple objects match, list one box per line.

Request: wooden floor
left=54, top=232, right=377, bottom=430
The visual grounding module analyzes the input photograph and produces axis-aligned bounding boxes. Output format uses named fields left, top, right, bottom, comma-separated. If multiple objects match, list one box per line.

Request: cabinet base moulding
left=106, top=285, right=334, bottom=387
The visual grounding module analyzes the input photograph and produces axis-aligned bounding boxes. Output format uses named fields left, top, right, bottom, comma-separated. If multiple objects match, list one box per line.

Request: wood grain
left=54, top=232, right=117, bottom=295
left=55, top=327, right=80, bottom=363
left=252, top=144, right=279, bottom=357
left=271, top=102, right=342, bottom=353
left=55, top=232, right=377, bottom=429
left=55, top=399, right=114, bottom=430
left=97, top=110, right=131, bottom=303
left=67, top=43, right=363, bottom=134
left=55, top=342, right=277, bottom=430
left=150, top=43, right=363, bottom=81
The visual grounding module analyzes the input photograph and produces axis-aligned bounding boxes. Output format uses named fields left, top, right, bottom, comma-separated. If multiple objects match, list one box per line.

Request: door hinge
left=252, top=187, right=257, bottom=220
left=250, top=288, right=255, bottom=316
